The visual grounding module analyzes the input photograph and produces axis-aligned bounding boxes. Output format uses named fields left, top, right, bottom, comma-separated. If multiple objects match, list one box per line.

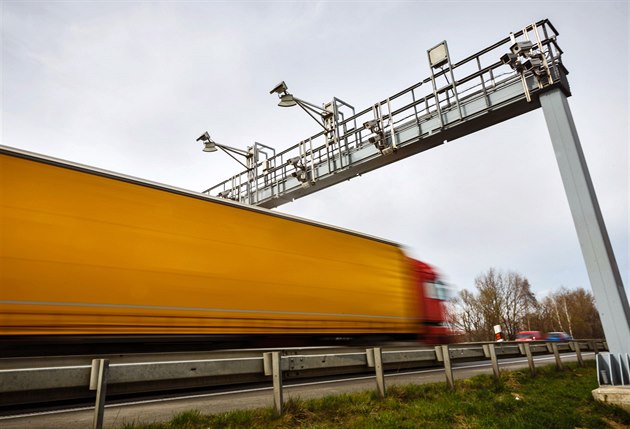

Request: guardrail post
left=434, top=345, right=443, bottom=362
left=572, top=341, right=584, bottom=367
left=367, top=348, right=386, bottom=397
left=441, top=345, right=454, bottom=390
left=519, top=342, right=536, bottom=376
left=550, top=343, right=563, bottom=370
left=486, top=343, right=500, bottom=380
left=272, top=352, right=283, bottom=415
left=264, top=352, right=284, bottom=416
left=89, top=359, right=109, bottom=429
left=374, top=347, right=386, bottom=398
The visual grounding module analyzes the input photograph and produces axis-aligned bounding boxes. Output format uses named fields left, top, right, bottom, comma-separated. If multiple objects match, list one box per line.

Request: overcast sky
left=2, top=1, right=628, bottom=300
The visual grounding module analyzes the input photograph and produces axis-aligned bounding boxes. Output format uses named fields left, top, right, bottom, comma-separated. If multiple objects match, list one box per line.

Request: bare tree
left=502, top=271, right=537, bottom=339
left=449, top=268, right=537, bottom=341
left=541, top=288, right=603, bottom=338
left=562, top=298, right=573, bottom=338
left=449, top=290, right=487, bottom=341
left=448, top=270, right=604, bottom=342
left=551, top=297, right=566, bottom=333
left=475, top=268, right=504, bottom=339
left=472, top=268, right=537, bottom=340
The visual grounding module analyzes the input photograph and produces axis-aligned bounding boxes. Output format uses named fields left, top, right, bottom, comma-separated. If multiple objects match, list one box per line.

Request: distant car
left=515, top=331, right=543, bottom=341
left=545, top=332, right=572, bottom=342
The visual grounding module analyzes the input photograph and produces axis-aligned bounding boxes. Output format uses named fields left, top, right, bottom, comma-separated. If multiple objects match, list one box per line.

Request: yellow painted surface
left=0, top=151, right=421, bottom=335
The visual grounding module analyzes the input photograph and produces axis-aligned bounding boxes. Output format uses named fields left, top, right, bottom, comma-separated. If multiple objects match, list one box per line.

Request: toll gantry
left=203, top=19, right=568, bottom=209
left=199, top=19, right=629, bottom=386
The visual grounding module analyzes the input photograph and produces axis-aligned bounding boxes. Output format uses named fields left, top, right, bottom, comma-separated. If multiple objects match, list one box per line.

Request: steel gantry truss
left=201, top=19, right=629, bottom=386
left=204, top=20, right=568, bottom=208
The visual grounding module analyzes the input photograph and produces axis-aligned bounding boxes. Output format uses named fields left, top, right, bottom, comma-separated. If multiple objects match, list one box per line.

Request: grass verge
left=115, top=361, right=630, bottom=429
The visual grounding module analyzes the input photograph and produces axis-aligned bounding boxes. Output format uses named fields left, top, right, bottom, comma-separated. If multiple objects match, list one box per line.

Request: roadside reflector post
left=89, top=358, right=110, bottom=429
left=572, top=341, right=584, bottom=367
left=550, top=342, right=563, bottom=370
left=493, top=324, right=504, bottom=342
left=264, top=352, right=284, bottom=416
left=441, top=345, right=455, bottom=389
left=368, top=348, right=386, bottom=398
left=518, top=342, right=536, bottom=376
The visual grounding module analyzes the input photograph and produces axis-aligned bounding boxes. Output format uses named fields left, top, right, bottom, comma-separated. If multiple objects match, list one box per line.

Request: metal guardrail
left=0, top=340, right=606, bottom=428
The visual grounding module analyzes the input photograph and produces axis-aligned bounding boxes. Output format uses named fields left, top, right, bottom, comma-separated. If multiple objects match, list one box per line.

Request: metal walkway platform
left=204, top=20, right=568, bottom=209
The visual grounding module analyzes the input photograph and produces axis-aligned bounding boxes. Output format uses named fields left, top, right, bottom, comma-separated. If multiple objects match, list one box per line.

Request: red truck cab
left=409, top=258, right=452, bottom=344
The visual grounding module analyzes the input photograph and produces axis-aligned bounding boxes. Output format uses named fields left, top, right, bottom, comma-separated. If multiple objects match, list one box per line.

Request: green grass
left=114, top=361, right=630, bottom=429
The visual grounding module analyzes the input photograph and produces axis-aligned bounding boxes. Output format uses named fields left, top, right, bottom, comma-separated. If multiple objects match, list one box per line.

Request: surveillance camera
left=269, top=81, right=289, bottom=95
left=363, top=120, right=379, bottom=130
left=381, top=146, right=394, bottom=156
left=500, top=53, right=518, bottom=66
left=368, top=135, right=382, bottom=145
left=510, top=41, right=534, bottom=56
left=523, top=57, right=543, bottom=71
left=287, top=156, right=301, bottom=166
left=292, top=171, right=307, bottom=182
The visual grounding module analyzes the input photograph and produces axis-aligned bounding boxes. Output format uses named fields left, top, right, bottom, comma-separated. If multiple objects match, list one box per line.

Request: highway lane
left=0, top=352, right=594, bottom=429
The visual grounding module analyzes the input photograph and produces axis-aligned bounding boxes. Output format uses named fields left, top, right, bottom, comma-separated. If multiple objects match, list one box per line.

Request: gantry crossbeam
left=204, top=20, right=568, bottom=209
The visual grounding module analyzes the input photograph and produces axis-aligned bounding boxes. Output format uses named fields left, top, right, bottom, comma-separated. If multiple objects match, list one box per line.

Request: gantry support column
left=540, top=88, right=630, bottom=383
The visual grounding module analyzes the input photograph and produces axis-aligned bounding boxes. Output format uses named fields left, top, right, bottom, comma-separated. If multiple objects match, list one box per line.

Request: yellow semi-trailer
left=0, top=146, right=422, bottom=344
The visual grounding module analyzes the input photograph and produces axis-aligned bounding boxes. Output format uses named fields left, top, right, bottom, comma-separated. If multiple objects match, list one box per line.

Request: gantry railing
left=204, top=20, right=568, bottom=208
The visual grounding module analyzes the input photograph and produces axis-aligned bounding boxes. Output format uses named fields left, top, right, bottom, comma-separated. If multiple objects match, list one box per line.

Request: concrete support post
left=89, top=359, right=109, bottom=429
left=540, top=88, right=630, bottom=384
left=441, top=345, right=454, bottom=389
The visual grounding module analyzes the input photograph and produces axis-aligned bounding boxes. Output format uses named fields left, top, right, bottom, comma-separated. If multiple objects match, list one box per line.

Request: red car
left=515, top=331, right=543, bottom=341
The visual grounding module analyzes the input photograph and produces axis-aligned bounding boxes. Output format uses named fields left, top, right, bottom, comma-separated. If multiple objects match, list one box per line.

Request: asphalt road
left=1, top=353, right=593, bottom=429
